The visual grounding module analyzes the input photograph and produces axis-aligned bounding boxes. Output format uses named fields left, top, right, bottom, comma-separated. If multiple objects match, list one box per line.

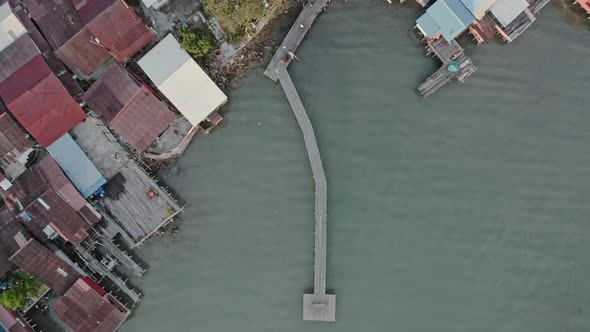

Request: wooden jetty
left=264, top=0, right=330, bottom=81
left=417, top=38, right=477, bottom=97
left=278, top=71, right=335, bottom=322
left=264, top=0, right=335, bottom=322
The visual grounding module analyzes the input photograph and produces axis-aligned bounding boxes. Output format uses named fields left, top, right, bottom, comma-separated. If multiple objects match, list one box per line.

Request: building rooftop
left=83, top=63, right=175, bottom=152
left=0, top=244, right=11, bottom=278
left=52, top=277, right=129, bottom=332
left=458, top=0, right=496, bottom=19
left=10, top=239, right=81, bottom=295
left=0, top=113, right=33, bottom=164
left=7, top=73, right=86, bottom=147
left=138, top=34, right=227, bottom=126
left=0, top=54, right=50, bottom=105
left=489, top=0, right=529, bottom=27
left=55, top=27, right=111, bottom=76
left=0, top=207, right=27, bottom=256
left=46, top=133, right=106, bottom=198
left=0, top=304, right=34, bottom=332
left=0, top=34, right=39, bottom=83
left=0, top=166, right=49, bottom=212
left=0, top=2, right=26, bottom=53
left=73, top=0, right=117, bottom=24
left=24, top=0, right=84, bottom=50
left=85, top=0, right=153, bottom=62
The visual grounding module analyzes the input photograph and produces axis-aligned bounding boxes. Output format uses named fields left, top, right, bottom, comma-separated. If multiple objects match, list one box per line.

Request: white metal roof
left=138, top=34, right=227, bottom=126
left=0, top=3, right=26, bottom=53
left=47, top=134, right=106, bottom=198
left=489, top=0, right=529, bottom=27
left=458, top=0, right=497, bottom=19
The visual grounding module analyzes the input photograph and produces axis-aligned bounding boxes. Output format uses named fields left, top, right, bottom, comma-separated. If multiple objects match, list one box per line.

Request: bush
left=202, top=0, right=265, bottom=34
left=176, top=27, right=218, bottom=62
left=0, top=271, right=43, bottom=310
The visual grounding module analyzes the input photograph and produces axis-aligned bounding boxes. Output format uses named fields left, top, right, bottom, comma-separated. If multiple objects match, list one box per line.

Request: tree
left=0, top=271, right=43, bottom=310
left=176, top=27, right=217, bottom=62
left=202, top=0, right=265, bottom=34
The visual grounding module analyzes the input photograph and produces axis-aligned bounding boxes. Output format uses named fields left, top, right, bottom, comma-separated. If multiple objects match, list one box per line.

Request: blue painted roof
left=416, top=13, right=440, bottom=38
left=47, top=133, right=106, bottom=198
left=425, top=0, right=476, bottom=41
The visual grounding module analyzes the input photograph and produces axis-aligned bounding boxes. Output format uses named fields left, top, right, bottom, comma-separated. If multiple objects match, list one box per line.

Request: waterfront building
left=138, top=34, right=228, bottom=128
left=575, top=0, right=590, bottom=15
left=415, top=0, right=529, bottom=41
left=82, top=63, right=176, bottom=152
left=0, top=2, right=26, bottom=52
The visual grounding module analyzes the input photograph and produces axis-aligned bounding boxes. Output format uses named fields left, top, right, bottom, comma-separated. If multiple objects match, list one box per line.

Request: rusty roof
left=82, top=62, right=141, bottom=124
left=86, top=0, right=153, bottom=62
left=0, top=207, right=27, bottom=256
left=0, top=113, right=33, bottom=160
left=73, top=0, right=117, bottom=24
left=17, top=190, right=90, bottom=246
left=10, top=239, right=80, bottom=294
left=24, top=0, right=84, bottom=50
left=111, top=88, right=175, bottom=152
left=0, top=35, right=39, bottom=83
left=37, top=155, right=88, bottom=212
left=7, top=73, right=86, bottom=147
left=52, top=278, right=129, bottom=332
left=55, top=27, right=111, bottom=76
left=0, top=166, right=49, bottom=212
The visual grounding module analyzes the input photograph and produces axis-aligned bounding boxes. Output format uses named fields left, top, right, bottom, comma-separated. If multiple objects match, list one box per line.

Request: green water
left=121, top=1, right=590, bottom=331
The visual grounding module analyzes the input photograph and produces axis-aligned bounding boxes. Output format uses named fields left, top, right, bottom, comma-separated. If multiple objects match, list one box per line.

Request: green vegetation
left=176, top=27, right=218, bottom=63
left=0, top=271, right=43, bottom=310
left=202, top=0, right=265, bottom=35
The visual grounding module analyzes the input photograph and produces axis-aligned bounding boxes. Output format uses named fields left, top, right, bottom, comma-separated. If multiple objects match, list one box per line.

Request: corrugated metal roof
left=0, top=113, right=33, bottom=160
left=24, top=0, right=84, bottom=50
left=110, top=88, right=175, bottom=152
left=82, top=63, right=142, bottom=124
left=55, top=27, right=111, bottom=76
left=0, top=54, right=50, bottom=105
left=0, top=164, right=48, bottom=212
left=46, top=133, right=106, bottom=197
left=7, top=74, right=86, bottom=147
left=489, top=0, right=528, bottom=27
left=137, top=34, right=189, bottom=86
left=425, top=0, right=476, bottom=41
left=52, top=278, right=129, bottom=332
left=10, top=239, right=81, bottom=295
left=416, top=13, right=441, bottom=38
left=458, top=0, right=496, bottom=19
left=37, top=155, right=88, bottom=213
left=86, top=0, right=153, bottom=62
left=139, top=34, right=227, bottom=126
left=0, top=2, right=26, bottom=52
left=0, top=35, right=39, bottom=83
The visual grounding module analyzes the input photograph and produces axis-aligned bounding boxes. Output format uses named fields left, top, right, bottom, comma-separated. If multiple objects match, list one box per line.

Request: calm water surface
left=123, top=1, right=590, bottom=331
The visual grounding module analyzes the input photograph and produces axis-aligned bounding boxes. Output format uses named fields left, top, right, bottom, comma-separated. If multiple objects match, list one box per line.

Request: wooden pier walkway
left=264, top=0, right=330, bottom=81
left=278, top=70, right=335, bottom=322
left=265, top=0, right=335, bottom=320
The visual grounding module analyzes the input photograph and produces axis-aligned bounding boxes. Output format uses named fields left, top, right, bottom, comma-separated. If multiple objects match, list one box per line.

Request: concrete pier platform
left=303, top=294, right=336, bottom=322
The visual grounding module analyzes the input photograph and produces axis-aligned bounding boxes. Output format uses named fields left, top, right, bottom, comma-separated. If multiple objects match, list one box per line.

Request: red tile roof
left=0, top=113, right=33, bottom=161
left=7, top=73, right=86, bottom=147
left=10, top=239, right=81, bottom=295
left=55, top=27, right=111, bottom=76
left=111, top=88, right=175, bottom=152
left=52, top=278, right=129, bottom=332
left=24, top=0, right=84, bottom=50
left=0, top=54, right=50, bottom=105
left=86, top=0, right=153, bottom=62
